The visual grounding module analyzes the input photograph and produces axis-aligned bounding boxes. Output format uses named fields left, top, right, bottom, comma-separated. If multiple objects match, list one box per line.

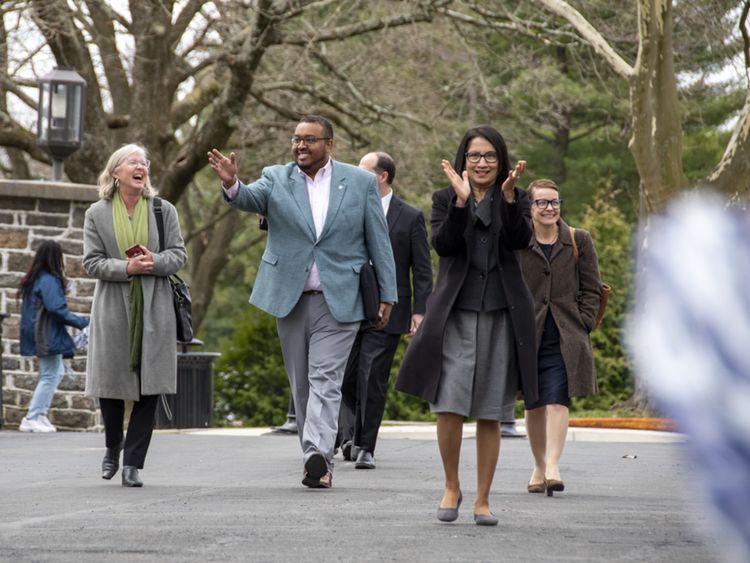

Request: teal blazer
left=225, top=159, right=398, bottom=323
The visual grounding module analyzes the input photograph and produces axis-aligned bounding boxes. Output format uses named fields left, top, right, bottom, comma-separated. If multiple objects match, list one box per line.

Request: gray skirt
left=430, top=307, right=518, bottom=420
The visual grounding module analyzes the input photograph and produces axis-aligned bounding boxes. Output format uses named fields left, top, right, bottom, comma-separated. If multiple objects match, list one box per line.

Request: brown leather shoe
left=527, top=478, right=547, bottom=493
left=546, top=479, right=565, bottom=497
left=317, top=471, right=332, bottom=488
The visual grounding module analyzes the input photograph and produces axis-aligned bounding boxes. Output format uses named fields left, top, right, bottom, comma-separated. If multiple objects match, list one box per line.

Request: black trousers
left=99, top=394, right=159, bottom=469
left=340, top=322, right=401, bottom=453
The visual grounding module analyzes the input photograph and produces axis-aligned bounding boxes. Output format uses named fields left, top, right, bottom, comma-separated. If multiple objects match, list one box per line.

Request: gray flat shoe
left=437, top=490, right=462, bottom=522
left=474, top=513, right=498, bottom=526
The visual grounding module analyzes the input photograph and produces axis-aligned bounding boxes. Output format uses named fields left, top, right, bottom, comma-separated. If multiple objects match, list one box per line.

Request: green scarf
left=112, top=192, right=149, bottom=374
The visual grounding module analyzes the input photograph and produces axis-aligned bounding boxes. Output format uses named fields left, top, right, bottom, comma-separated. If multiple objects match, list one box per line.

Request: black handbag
left=153, top=198, right=194, bottom=342
left=360, top=262, right=380, bottom=324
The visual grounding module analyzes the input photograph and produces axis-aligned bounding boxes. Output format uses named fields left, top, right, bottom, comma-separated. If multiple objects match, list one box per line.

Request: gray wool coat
left=519, top=217, right=602, bottom=398
left=83, top=197, right=188, bottom=400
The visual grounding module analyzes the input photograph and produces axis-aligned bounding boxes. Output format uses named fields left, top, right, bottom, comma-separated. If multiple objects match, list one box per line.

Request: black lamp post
left=36, top=66, right=86, bottom=181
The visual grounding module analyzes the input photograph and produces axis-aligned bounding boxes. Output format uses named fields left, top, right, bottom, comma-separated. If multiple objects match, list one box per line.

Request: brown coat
left=395, top=186, right=539, bottom=405
left=519, top=218, right=602, bottom=398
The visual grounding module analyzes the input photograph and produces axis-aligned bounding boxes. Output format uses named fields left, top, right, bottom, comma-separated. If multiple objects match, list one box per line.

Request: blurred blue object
left=634, top=193, right=750, bottom=563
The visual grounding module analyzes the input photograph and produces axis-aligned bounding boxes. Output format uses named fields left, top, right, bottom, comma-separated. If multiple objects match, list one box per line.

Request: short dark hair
left=299, top=115, right=334, bottom=140
left=373, top=152, right=396, bottom=185
left=452, top=125, right=511, bottom=191
left=527, top=179, right=559, bottom=200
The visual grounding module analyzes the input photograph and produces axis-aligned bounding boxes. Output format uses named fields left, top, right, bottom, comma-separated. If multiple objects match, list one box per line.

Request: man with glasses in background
left=208, top=116, right=397, bottom=489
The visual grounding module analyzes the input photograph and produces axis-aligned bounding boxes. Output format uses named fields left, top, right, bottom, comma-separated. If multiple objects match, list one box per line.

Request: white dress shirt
left=381, top=188, right=393, bottom=216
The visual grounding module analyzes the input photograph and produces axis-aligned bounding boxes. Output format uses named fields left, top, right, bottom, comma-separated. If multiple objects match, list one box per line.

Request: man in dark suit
left=339, top=152, right=433, bottom=469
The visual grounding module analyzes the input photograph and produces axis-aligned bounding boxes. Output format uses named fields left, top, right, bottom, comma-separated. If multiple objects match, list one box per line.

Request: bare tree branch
left=84, top=0, right=131, bottom=115
left=170, top=0, right=207, bottom=47
left=83, top=0, right=132, bottom=31
left=279, top=2, right=444, bottom=45
left=1, top=76, right=38, bottom=110
left=308, top=49, right=433, bottom=130
left=530, top=0, right=633, bottom=79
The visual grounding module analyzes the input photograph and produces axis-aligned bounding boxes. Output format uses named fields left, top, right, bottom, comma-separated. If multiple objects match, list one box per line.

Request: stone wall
left=0, top=180, right=100, bottom=431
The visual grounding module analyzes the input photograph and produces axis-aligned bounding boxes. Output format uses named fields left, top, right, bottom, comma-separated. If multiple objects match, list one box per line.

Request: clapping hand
left=441, top=160, right=470, bottom=207
left=207, top=149, right=238, bottom=187
left=501, top=161, right=526, bottom=202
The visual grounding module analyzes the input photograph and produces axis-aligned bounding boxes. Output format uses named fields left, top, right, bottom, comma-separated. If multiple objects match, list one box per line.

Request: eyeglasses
left=465, top=151, right=499, bottom=164
left=291, top=136, right=331, bottom=147
left=125, top=158, right=150, bottom=169
left=531, top=199, right=563, bottom=210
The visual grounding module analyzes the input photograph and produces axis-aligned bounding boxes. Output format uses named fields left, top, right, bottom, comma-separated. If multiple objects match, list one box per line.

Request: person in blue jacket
left=18, top=240, right=89, bottom=433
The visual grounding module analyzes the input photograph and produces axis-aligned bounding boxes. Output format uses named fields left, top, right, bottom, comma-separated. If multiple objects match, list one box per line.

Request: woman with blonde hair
left=519, top=179, right=602, bottom=496
left=83, top=144, right=187, bottom=487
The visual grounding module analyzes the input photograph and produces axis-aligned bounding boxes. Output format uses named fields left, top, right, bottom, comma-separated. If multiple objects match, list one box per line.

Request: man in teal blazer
left=209, top=116, right=397, bottom=489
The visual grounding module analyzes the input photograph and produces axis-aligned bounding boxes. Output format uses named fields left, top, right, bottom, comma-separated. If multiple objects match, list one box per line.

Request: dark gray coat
left=395, top=186, right=538, bottom=405
left=519, top=218, right=602, bottom=398
left=83, top=197, right=188, bottom=400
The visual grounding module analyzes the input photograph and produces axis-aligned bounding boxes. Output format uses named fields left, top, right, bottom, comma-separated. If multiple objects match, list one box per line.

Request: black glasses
left=465, top=151, right=499, bottom=164
left=531, top=199, right=563, bottom=210
left=291, top=136, right=331, bottom=147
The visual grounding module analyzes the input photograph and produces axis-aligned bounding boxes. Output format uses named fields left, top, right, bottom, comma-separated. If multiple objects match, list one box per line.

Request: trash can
left=155, top=339, right=220, bottom=429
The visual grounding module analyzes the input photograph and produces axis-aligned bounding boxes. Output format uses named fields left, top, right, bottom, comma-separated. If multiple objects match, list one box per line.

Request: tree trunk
left=189, top=209, right=244, bottom=332
left=627, top=0, right=688, bottom=214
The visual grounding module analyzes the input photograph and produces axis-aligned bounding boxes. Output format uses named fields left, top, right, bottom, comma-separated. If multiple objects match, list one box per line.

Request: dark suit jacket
left=394, top=186, right=538, bottom=405
left=384, top=195, right=433, bottom=335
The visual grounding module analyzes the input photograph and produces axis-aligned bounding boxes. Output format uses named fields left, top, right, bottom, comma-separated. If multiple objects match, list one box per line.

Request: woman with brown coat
left=519, top=179, right=602, bottom=496
left=395, top=126, right=537, bottom=526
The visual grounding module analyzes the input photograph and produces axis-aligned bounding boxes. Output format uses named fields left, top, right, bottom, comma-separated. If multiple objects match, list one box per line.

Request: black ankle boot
left=101, top=443, right=123, bottom=480
left=122, top=466, right=143, bottom=487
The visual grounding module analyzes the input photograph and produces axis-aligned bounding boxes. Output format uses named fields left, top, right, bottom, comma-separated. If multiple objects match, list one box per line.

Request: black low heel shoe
left=122, top=466, right=143, bottom=487
left=101, top=443, right=123, bottom=480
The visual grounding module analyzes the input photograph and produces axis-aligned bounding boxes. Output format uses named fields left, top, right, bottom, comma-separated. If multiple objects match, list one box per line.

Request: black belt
left=303, top=290, right=323, bottom=295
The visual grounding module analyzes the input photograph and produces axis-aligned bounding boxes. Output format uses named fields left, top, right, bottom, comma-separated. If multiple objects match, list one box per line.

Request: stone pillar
left=0, top=180, right=100, bottom=431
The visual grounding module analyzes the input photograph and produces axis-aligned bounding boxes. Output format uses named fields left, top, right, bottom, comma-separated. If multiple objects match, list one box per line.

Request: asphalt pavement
left=0, top=426, right=725, bottom=563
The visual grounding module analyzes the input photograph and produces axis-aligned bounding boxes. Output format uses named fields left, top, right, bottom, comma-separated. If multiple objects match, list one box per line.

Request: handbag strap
left=153, top=197, right=165, bottom=252
left=153, top=198, right=174, bottom=421
left=569, top=227, right=579, bottom=262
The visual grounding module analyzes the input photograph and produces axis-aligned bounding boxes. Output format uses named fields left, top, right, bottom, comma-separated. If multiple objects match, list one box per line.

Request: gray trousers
left=276, top=293, right=360, bottom=472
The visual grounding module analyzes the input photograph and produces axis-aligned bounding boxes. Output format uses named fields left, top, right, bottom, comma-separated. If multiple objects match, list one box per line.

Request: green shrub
left=570, top=183, right=635, bottom=412
left=384, top=338, right=436, bottom=422
left=213, top=308, right=290, bottom=426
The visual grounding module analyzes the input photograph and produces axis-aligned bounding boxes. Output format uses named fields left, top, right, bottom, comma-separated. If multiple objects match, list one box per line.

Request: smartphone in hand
left=125, top=244, right=143, bottom=258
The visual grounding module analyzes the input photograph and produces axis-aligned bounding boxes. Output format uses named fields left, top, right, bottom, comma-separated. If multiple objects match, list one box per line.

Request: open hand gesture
left=501, top=161, right=526, bottom=202
left=441, top=160, right=470, bottom=207
left=207, top=149, right=238, bottom=187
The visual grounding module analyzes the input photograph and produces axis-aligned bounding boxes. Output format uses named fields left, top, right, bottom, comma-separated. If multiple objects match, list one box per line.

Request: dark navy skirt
left=525, top=310, right=570, bottom=410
